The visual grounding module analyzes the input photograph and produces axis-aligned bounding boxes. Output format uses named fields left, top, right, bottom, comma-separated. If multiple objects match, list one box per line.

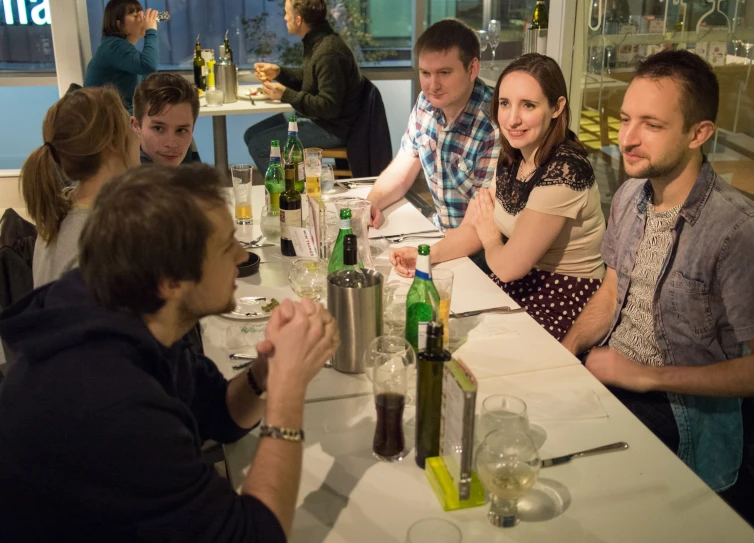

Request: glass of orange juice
left=304, top=148, right=322, bottom=197
left=231, top=164, right=254, bottom=224
left=432, top=269, right=454, bottom=345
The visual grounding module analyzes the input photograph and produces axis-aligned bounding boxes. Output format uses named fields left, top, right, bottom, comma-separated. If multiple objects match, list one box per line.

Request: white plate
left=237, top=85, right=270, bottom=101
left=220, top=297, right=274, bottom=321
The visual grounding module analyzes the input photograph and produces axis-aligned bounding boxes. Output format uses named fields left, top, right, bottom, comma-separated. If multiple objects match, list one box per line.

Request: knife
left=540, top=442, right=629, bottom=468
left=376, top=229, right=440, bottom=239
left=449, top=306, right=527, bottom=318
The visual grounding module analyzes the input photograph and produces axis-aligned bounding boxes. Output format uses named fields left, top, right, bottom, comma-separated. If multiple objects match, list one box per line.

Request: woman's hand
left=254, top=63, right=281, bottom=82
left=390, top=246, right=418, bottom=278
left=144, top=8, right=159, bottom=31
left=472, top=188, right=502, bottom=248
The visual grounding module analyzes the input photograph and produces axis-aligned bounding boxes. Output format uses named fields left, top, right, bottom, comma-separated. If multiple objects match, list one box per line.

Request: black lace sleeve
left=495, top=144, right=596, bottom=216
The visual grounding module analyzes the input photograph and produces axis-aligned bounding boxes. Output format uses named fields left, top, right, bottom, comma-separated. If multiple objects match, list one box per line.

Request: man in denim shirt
left=562, top=51, right=754, bottom=507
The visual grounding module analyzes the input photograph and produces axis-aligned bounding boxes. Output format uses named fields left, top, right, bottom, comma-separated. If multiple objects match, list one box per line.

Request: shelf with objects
left=574, top=0, right=754, bottom=215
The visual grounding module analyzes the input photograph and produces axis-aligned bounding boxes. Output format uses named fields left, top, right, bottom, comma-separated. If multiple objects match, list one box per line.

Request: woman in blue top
left=84, top=0, right=159, bottom=113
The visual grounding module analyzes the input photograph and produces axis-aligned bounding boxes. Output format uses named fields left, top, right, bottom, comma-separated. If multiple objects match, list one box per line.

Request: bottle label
left=288, top=122, right=298, bottom=133
left=270, top=147, right=281, bottom=160
left=280, top=208, right=301, bottom=240
left=415, top=270, right=430, bottom=281
left=340, top=219, right=351, bottom=230
left=418, top=321, right=429, bottom=351
left=297, top=162, right=305, bottom=181
left=265, top=189, right=270, bottom=208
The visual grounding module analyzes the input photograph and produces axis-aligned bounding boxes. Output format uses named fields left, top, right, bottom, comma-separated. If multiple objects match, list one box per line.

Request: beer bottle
left=405, top=244, right=440, bottom=352
left=264, top=140, right=285, bottom=212
left=284, top=116, right=305, bottom=194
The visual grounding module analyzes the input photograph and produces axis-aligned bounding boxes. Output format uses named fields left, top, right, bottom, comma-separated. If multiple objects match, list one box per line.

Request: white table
left=198, top=89, right=292, bottom=175
left=203, top=186, right=753, bottom=541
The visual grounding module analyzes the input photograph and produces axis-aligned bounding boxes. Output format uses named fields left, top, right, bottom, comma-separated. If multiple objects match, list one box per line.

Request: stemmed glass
left=476, top=30, right=489, bottom=68
left=287, top=258, right=328, bottom=301
left=487, top=19, right=500, bottom=70
left=475, top=428, right=540, bottom=528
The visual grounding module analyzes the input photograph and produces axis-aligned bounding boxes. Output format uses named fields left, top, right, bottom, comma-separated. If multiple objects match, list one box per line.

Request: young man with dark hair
left=244, top=0, right=364, bottom=173
left=0, top=164, right=339, bottom=541
left=132, top=72, right=201, bottom=166
left=366, top=18, right=497, bottom=230
left=562, top=50, right=754, bottom=503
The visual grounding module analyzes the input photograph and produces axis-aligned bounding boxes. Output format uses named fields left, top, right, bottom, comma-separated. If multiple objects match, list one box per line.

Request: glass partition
left=0, top=0, right=55, bottom=71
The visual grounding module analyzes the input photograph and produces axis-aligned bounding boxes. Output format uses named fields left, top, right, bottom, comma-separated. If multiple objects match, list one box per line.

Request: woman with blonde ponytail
left=22, top=86, right=140, bottom=287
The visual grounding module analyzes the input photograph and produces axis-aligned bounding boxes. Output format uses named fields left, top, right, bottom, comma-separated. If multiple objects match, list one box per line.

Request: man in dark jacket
left=0, top=164, right=339, bottom=542
left=244, top=0, right=364, bottom=173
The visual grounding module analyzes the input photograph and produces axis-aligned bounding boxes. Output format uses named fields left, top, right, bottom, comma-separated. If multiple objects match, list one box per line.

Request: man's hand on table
left=585, top=347, right=655, bottom=393
left=254, top=62, right=281, bottom=82
left=390, top=247, right=418, bottom=278
left=368, top=200, right=384, bottom=228
left=262, top=81, right=286, bottom=101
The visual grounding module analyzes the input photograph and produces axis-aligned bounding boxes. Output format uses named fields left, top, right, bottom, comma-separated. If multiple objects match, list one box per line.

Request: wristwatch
left=260, top=424, right=305, bottom=442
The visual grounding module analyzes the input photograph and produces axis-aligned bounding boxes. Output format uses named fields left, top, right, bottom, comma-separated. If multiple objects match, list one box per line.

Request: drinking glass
left=231, top=164, right=254, bottom=224
left=321, top=163, right=336, bottom=194
left=363, top=335, right=416, bottom=383
left=305, top=147, right=322, bottom=197
left=431, top=269, right=454, bottom=345
left=288, top=258, right=328, bottom=301
left=487, top=20, right=500, bottom=69
left=372, top=352, right=409, bottom=462
left=475, top=428, right=540, bottom=528
left=476, top=30, right=488, bottom=64
left=477, top=395, right=530, bottom=444
left=405, top=518, right=462, bottom=543
left=383, top=282, right=409, bottom=337
left=259, top=205, right=280, bottom=243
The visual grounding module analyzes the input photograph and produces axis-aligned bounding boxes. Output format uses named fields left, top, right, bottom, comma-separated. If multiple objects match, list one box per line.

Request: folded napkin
left=513, top=387, right=608, bottom=421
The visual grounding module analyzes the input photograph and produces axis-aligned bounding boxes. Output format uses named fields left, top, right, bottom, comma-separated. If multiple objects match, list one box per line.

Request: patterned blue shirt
left=400, top=78, right=498, bottom=229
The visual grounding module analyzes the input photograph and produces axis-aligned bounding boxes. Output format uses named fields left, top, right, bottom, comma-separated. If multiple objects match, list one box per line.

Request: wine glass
left=476, top=30, right=489, bottom=67
left=287, top=258, right=328, bottom=301
left=321, top=163, right=336, bottom=194
left=477, top=395, right=530, bottom=444
left=259, top=205, right=280, bottom=243
left=475, top=428, right=540, bottom=528
left=383, top=282, right=409, bottom=337
left=487, top=20, right=500, bottom=70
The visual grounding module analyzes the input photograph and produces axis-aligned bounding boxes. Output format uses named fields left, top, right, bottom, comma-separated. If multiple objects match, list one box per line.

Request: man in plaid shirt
left=367, top=19, right=497, bottom=230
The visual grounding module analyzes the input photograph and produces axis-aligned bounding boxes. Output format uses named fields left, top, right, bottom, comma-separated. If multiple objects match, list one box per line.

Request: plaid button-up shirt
left=400, top=78, right=497, bottom=229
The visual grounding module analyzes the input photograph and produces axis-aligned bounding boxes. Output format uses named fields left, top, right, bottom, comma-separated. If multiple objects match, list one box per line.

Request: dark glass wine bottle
left=531, top=0, right=548, bottom=30
left=280, top=154, right=302, bottom=257
left=192, top=36, right=206, bottom=91
left=415, top=321, right=451, bottom=469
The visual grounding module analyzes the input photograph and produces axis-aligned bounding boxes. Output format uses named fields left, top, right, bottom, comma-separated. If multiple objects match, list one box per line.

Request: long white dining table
left=202, top=185, right=753, bottom=542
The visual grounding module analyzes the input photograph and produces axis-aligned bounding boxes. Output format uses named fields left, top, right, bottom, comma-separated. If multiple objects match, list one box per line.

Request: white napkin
left=518, top=388, right=608, bottom=421
left=465, top=313, right=518, bottom=340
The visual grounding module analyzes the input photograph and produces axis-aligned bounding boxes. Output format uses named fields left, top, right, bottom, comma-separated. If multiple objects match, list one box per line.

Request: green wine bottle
left=223, top=31, right=233, bottom=62
left=283, top=116, right=305, bottom=194
left=415, top=321, right=451, bottom=469
left=280, top=153, right=302, bottom=257
left=264, top=140, right=285, bottom=212
left=328, top=208, right=353, bottom=274
left=531, top=0, right=548, bottom=29
left=330, top=234, right=367, bottom=288
left=192, top=36, right=206, bottom=91
left=405, top=244, right=440, bottom=352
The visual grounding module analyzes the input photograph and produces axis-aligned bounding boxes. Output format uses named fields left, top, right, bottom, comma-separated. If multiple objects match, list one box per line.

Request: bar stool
left=321, top=148, right=352, bottom=178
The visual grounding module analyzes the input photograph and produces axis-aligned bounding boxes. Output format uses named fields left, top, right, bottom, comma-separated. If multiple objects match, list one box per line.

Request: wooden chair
left=321, top=147, right=352, bottom=178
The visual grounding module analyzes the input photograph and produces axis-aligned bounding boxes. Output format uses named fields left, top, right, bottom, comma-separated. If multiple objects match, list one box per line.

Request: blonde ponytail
left=20, top=143, right=71, bottom=243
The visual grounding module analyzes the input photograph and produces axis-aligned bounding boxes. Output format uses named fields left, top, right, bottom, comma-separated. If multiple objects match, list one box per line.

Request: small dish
left=221, top=297, right=271, bottom=321
left=237, top=252, right=260, bottom=278
left=238, top=85, right=271, bottom=101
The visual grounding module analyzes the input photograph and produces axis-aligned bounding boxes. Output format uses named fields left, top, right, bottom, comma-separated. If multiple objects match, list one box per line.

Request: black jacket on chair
left=346, top=78, right=392, bottom=178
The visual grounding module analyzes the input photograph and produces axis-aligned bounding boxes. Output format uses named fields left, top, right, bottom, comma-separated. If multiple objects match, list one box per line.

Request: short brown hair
left=133, top=73, right=200, bottom=124
left=491, top=53, right=586, bottom=170
left=634, top=49, right=719, bottom=132
left=291, top=0, right=328, bottom=26
left=79, top=164, right=227, bottom=315
left=414, top=18, right=480, bottom=69
left=102, top=0, right=143, bottom=38
left=21, top=86, right=133, bottom=243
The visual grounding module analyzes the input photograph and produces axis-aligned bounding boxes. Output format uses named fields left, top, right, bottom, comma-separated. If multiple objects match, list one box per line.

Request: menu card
left=440, top=358, right=477, bottom=501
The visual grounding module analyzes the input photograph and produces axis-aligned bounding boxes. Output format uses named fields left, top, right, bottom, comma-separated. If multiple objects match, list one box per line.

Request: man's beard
left=622, top=151, right=685, bottom=181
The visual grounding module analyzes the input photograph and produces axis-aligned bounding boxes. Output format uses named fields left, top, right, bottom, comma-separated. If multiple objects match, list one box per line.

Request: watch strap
left=260, top=424, right=305, bottom=442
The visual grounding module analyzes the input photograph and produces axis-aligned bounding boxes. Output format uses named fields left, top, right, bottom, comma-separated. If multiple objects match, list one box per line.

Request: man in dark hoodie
left=244, top=0, right=364, bottom=173
left=0, top=164, right=339, bottom=542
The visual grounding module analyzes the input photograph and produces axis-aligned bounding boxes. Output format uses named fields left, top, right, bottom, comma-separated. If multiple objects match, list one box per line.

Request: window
left=0, top=0, right=55, bottom=71
left=86, top=0, right=413, bottom=70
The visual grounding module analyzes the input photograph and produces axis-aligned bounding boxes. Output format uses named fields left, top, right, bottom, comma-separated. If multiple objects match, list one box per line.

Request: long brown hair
left=491, top=53, right=586, bottom=170
left=20, top=86, right=133, bottom=243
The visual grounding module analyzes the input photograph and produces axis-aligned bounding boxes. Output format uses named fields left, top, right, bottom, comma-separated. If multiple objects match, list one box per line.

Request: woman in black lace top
left=392, top=54, right=606, bottom=340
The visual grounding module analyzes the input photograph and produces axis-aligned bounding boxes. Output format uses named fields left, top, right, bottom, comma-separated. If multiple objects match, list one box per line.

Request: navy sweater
left=0, top=270, right=284, bottom=542
left=84, top=29, right=159, bottom=113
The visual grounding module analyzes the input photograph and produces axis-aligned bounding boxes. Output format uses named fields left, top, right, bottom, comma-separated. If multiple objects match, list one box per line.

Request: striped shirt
left=400, top=78, right=497, bottom=229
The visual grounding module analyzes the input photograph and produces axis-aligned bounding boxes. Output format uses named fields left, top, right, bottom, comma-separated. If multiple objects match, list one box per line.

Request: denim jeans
left=243, top=113, right=345, bottom=174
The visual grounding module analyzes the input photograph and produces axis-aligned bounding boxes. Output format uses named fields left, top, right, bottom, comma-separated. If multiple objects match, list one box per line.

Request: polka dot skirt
left=489, top=269, right=601, bottom=341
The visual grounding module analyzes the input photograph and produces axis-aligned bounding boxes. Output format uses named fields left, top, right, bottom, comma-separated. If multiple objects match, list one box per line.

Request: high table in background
left=198, top=93, right=292, bottom=176
left=201, top=185, right=753, bottom=542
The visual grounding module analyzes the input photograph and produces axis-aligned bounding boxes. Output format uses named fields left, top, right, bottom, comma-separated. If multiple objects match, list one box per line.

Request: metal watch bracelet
left=260, top=425, right=305, bottom=442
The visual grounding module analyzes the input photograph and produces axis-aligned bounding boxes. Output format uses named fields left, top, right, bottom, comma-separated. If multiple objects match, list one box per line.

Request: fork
left=241, top=234, right=264, bottom=247
left=387, top=234, right=445, bottom=243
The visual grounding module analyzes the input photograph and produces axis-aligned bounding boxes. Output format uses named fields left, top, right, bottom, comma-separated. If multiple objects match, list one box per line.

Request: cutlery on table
left=378, top=229, right=440, bottom=239
left=540, top=442, right=629, bottom=468
left=450, top=306, right=527, bottom=318
left=387, top=234, right=445, bottom=243
left=241, top=234, right=265, bottom=247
